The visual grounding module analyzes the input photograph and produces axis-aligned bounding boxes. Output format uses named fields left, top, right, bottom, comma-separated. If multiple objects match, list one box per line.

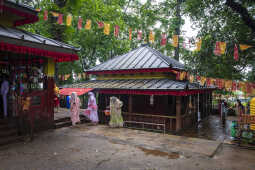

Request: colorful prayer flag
left=104, top=23, right=110, bottom=35
left=161, top=33, right=167, bottom=46
left=232, top=81, right=237, bottom=91
left=200, top=77, right=206, bottom=86
left=149, top=31, right=154, bottom=43
left=180, top=72, right=186, bottom=81
left=240, top=44, right=252, bottom=51
left=214, top=41, right=221, bottom=56
left=206, top=78, right=211, bottom=86
left=189, top=75, right=194, bottom=83
left=195, top=39, right=202, bottom=51
left=51, top=12, right=59, bottom=17
left=85, top=19, right=91, bottom=30
left=114, top=25, right=119, bottom=37
left=172, top=35, right=178, bottom=47
left=43, top=10, right=48, bottom=21
left=35, top=8, right=41, bottom=12
left=234, top=44, right=238, bottom=61
left=66, top=14, right=72, bottom=26
left=219, top=42, right=226, bottom=54
left=78, top=17, right=83, bottom=30
left=57, top=14, right=63, bottom=25
left=97, top=21, right=104, bottom=28
left=176, top=72, right=180, bottom=80
left=129, top=28, right=132, bottom=40
left=137, top=30, right=142, bottom=40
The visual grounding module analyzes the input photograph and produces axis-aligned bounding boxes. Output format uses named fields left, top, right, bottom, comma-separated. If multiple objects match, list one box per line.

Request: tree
left=183, top=0, right=255, bottom=80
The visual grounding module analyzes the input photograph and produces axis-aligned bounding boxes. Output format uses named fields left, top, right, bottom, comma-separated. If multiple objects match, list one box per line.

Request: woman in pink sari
left=70, top=92, right=80, bottom=126
left=87, top=92, right=99, bottom=124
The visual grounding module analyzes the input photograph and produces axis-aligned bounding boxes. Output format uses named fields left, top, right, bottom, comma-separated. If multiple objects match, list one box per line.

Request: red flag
left=161, top=33, right=167, bottom=46
left=232, top=81, right=237, bottom=91
left=137, top=30, right=142, bottom=40
left=57, top=14, right=63, bottom=25
left=44, top=10, right=48, bottom=21
left=214, top=41, right=221, bottom=56
left=78, top=17, right=83, bottom=30
left=97, top=21, right=104, bottom=28
left=196, top=76, right=201, bottom=82
left=206, top=78, right=211, bottom=86
left=176, top=72, right=180, bottom=80
left=234, top=44, right=239, bottom=61
left=114, top=25, right=119, bottom=37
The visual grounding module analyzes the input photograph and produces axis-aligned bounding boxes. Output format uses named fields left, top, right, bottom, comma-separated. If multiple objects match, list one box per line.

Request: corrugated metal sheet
left=0, top=25, right=79, bottom=51
left=66, top=79, right=212, bottom=90
left=88, top=45, right=185, bottom=72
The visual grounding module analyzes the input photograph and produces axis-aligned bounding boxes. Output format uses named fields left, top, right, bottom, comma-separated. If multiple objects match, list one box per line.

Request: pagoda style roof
left=87, top=45, right=185, bottom=73
left=0, top=25, right=79, bottom=62
left=1, top=0, right=39, bottom=26
left=65, top=79, right=214, bottom=96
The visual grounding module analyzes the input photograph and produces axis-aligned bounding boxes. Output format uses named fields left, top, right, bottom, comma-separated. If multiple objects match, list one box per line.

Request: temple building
left=69, top=45, right=214, bottom=132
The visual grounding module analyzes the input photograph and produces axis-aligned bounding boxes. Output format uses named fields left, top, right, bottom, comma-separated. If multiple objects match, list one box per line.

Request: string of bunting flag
left=37, top=9, right=254, bottom=61
left=175, top=70, right=255, bottom=95
left=58, top=72, right=87, bottom=81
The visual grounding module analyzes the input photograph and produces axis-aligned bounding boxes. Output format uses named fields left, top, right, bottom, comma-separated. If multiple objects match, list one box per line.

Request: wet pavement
left=0, top=124, right=255, bottom=170
left=181, top=115, right=237, bottom=142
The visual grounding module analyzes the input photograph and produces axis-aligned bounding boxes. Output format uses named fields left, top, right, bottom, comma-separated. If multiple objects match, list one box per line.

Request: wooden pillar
left=176, top=96, right=182, bottom=131
left=128, top=95, right=132, bottom=113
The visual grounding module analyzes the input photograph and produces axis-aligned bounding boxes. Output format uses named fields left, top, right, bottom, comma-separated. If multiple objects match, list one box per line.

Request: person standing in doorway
left=70, top=92, right=80, bottom=126
left=1, top=75, right=9, bottom=119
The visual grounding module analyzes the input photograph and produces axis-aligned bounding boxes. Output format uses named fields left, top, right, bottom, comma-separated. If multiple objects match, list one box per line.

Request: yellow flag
left=66, top=14, right=72, bottom=26
left=85, top=19, right=91, bottom=30
left=172, top=35, right=178, bottom=47
left=51, top=12, right=59, bottom=17
left=35, top=8, right=41, bottom=12
left=149, top=31, right=154, bottom=43
left=189, top=75, right=194, bottom=83
left=104, top=23, right=110, bottom=35
left=219, top=42, right=226, bottom=54
left=200, top=77, right=206, bottom=86
left=195, top=39, right=202, bottom=51
left=240, top=44, right=252, bottom=51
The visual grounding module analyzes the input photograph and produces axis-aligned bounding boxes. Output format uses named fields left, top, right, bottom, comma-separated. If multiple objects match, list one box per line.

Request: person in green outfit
left=109, top=96, right=123, bottom=128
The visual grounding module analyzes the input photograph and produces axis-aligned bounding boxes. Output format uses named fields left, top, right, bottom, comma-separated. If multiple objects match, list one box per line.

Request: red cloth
left=78, top=17, right=83, bottom=30
left=0, top=42, right=78, bottom=62
left=59, top=88, right=93, bottom=96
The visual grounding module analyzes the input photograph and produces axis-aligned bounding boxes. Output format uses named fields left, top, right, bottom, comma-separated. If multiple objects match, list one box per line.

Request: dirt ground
left=0, top=124, right=255, bottom=170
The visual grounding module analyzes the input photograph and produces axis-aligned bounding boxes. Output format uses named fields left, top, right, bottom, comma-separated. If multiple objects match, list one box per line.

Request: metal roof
left=88, top=45, right=185, bottom=72
left=6, top=0, right=38, bottom=13
left=66, top=79, right=212, bottom=91
left=0, top=25, right=80, bottom=52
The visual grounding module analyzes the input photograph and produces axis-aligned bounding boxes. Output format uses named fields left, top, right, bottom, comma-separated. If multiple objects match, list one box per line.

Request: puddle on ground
left=181, top=115, right=235, bottom=141
left=137, top=147, right=180, bottom=159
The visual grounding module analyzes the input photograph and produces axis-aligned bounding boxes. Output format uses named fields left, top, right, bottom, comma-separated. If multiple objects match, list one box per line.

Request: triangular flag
left=214, top=41, right=221, bottom=56
left=85, top=19, right=91, bottom=30
left=137, top=30, right=142, bottom=40
left=104, top=23, right=110, bottom=35
left=234, top=44, right=238, bottom=61
left=149, top=31, right=154, bottom=43
left=51, top=12, right=59, bottom=17
left=195, top=39, right=202, bottom=51
left=43, top=10, right=48, bottom=21
left=66, top=14, right=72, bottom=26
left=240, top=44, right=252, bottom=51
left=129, top=28, right=132, bottom=40
left=182, top=41, right=186, bottom=49
left=97, top=21, right=104, bottom=28
left=78, top=17, right=83, bottom=30
left=161, top=33, right=167, bottom=46
left=172, top=35, right=178, bottom=47
left=219, top=42, right=226, bottom=54
left=57, top=14, right=63, bottom=25
left=114, top=25, right=119, bottom=37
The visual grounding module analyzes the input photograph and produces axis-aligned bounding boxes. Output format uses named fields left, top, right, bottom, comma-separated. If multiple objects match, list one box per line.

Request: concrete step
left=54, top=116, right=90, bottom=129
left=0, top=129, right=17, bottom=138
left=0, top=136, right=23, bottom=146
